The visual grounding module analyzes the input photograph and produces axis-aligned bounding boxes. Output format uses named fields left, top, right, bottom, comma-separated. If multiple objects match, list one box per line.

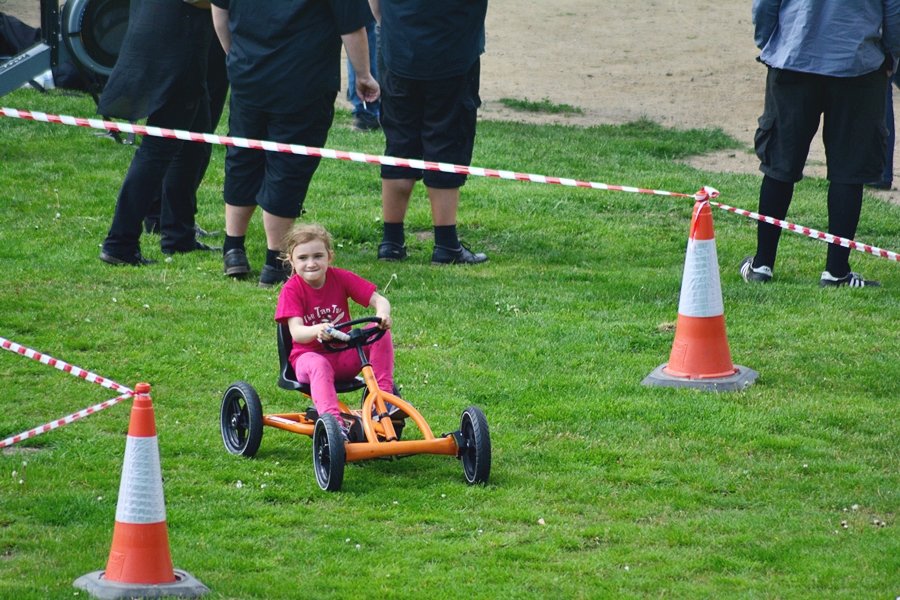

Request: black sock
left=382, top=222, right=405, bottom=245
left=824, top=182, right=863, bottom=277
left=266, top=248, right=281, bottom=268
left=755, top=175, right=794, bottom=269
left=223, top=235, right=245, bottom=254
left=434, top=225, right=459, bottom=249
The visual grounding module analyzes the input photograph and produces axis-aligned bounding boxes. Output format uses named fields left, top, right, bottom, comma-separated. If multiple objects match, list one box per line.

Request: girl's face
left=289, top=239, right=332, bottom=288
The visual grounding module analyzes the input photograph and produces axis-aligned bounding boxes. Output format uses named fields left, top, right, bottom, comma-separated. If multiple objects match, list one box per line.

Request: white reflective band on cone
left=114, top=436, right=167, bottom=524
left=677, top=238, right=724, bottom=317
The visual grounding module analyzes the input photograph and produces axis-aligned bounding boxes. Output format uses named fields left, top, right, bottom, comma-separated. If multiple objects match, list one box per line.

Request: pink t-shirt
left=274, top=267, right=377, bottom=364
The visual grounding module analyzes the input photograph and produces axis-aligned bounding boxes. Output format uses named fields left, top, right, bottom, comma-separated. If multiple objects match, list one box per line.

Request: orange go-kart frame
left=220, top=317, right=490, bottom=491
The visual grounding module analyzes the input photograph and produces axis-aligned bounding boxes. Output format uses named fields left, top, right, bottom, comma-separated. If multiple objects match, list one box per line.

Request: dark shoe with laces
left=99, top=250, right=156, bottom=266
left=223, top=248, right=251, bottom=278
left=431, top=243, right=488, bottom=265
left=258, top=264, right=291, bottom=288
left=819, top=271, right=881, bottom=288
left=377, top=241, right=407, bottom=261
left=162, top=240, right=221, bottom=255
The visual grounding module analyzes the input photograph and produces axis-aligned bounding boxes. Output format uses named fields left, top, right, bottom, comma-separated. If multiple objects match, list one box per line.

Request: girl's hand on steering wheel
left=315, top=322, right=334, bottom=342
left=377, top=314, right=392, bottom=330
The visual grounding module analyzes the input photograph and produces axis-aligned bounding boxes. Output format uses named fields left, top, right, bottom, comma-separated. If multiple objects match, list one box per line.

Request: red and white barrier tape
left=1, top=336, right=133, bottom=394
left=711, top=200, right=899, bottom=262
left=0, top=337, right=134, bottom=448
left=0, top=393, right=132, bottom=449
left=1, top=107, right=897, bottom=262
left=0, top=107, right=695, bottom=198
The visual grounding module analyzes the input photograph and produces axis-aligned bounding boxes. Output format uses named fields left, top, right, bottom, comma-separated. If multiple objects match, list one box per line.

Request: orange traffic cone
left=643, top=197, right=758, bottom=391
left=74, top=383, right=208, bottom=599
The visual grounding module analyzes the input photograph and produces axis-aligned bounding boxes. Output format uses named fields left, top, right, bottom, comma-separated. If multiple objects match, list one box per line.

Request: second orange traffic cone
left=74, top=383, right=208, bottom=599
left=643, top=194, right=758, bottom=391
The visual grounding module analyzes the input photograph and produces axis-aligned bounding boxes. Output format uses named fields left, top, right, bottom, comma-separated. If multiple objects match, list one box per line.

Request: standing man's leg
left=817, top=69, right=885, bottom=287
left=256, top=93, right=335, bottom=288
left=742, top=68, right=821, bottom=282
left=378, top=69, right=421, bottom=261
left=160, top=94, right=213, bottom=254
left=192, top=39, right=230, bottom=238
left=379, top=178, right=415, bottom=260
left=101, top=95, right=199, bottom=266
left=222, top=100, right=265, bottom=278
left=823, top=182, right=864, bottom=277
left=421, top=61, right=486, bottom=264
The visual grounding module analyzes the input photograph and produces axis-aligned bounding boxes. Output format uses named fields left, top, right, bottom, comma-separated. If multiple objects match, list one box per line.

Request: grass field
left=1, top=88, right=898, bottom=599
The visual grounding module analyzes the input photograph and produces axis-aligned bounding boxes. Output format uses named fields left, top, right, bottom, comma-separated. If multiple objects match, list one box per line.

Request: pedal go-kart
left=220, top=317, right=491, bottom=491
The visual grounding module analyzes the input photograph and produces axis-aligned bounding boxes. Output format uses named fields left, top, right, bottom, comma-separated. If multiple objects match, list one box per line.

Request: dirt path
left=477, top=0, right=900, bottom=205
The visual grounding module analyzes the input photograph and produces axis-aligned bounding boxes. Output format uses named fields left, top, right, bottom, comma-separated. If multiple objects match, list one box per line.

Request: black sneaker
left=161, top=240, right=221, bottom=255
left=377, top=241, right=407, bottom=261
left=432, top=243, right=488, bottom=265
left=99, top=250, right=156, bottom=266
left=223, top=248, right=251, bottom=278
left=819, top=271, right=880, bottom=288
left=352, top=112, right=380, bottom=132
left=739, top=255, right=772, bottom=283
left=258, top=264, right=291, bottom=288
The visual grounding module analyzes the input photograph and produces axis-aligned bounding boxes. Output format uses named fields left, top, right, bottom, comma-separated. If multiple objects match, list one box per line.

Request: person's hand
left=376, top=314, right=392, bottom=330
left=315, top=323, right=334, bottom=343
left=355, top=74, right=380, bottom=104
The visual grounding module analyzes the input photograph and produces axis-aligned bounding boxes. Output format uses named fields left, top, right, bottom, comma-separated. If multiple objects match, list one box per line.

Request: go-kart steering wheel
left=321, top=316, right=386, bottom=353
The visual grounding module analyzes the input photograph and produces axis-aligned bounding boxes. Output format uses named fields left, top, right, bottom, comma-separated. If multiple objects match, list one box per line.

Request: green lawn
left=0, top=88, right=898, bottom=599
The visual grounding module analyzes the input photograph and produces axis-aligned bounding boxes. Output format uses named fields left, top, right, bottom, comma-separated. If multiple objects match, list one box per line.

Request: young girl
left=274, top=224, right=395, bottom=437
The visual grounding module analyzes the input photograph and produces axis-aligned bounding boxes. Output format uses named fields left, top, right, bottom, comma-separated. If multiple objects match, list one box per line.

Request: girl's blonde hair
left=280, top=223, right=334, bottom=269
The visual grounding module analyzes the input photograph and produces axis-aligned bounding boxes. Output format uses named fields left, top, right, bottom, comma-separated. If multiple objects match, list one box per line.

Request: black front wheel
left=313, top=414, right=346, bottom=491
left=459, top=406, right=491, bottom=485
left=220, top=381, right=263, bottom=457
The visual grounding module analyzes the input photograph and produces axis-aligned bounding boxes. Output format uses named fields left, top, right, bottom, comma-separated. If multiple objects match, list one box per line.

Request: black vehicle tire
left=459, top=406, right=491, bottom=485
left=313, top=414, right=346, bottom=492
left=220, top=381, right=263, bottom=457
left=62, top=0, right=130, bottom=80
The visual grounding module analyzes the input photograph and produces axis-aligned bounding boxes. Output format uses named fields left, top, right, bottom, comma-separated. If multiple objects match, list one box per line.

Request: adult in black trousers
left=144, top=39, right=230, bottom=237
left=99, top=0, right=215, bottom=265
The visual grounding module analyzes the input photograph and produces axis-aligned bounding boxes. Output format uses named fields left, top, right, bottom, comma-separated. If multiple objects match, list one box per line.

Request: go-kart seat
left=277, top=323, right=367, bottom=395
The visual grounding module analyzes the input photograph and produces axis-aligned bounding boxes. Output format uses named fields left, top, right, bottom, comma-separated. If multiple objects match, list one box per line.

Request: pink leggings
left=293, top=331, right=394, bottom=424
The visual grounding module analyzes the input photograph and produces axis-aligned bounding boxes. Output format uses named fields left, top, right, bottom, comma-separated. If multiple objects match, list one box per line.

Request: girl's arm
left=287, top=316, right=335, bottom=344
left=368, top=292, right=392, bottom=330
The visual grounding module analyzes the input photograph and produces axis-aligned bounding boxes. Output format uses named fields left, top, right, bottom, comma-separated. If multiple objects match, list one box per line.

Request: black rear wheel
left=459, top=406, right=491, bottom=484
left=220, top=381, right=263, bottom=457
left=313, top=414, right=346, bottom=491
